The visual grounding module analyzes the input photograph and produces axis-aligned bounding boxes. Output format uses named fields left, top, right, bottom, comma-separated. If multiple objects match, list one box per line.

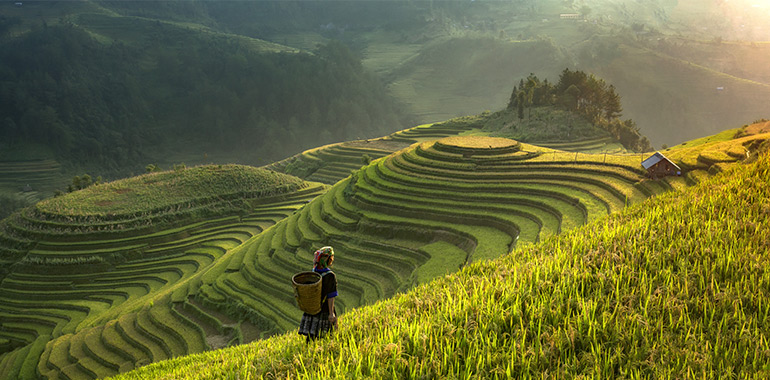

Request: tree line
left=508, top=69, right=652, bottom=152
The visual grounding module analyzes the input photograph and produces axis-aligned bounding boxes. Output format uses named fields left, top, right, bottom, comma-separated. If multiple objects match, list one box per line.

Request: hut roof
left=641, top=152, right=681, bottom=170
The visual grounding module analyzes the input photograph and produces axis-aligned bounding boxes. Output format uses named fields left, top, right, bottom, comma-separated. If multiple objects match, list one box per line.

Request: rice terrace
left=1, top=0, right=770, bottom=378
left=0, top=114, right=768, bottom=378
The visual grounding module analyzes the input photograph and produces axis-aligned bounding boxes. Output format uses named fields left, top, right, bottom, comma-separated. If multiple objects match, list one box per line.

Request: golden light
left=715, top=0, right=770, bottom=40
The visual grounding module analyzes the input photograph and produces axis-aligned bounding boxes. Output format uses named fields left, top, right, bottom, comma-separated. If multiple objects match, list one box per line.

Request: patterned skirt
left=298, top=312, right=335, bottom=338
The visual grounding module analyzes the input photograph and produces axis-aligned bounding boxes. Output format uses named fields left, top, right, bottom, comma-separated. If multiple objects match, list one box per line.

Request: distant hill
left=3, top=0, right=770, bottom=214
left=231, top=0, right=770, bottom=148
left=0, top=2, right=408, bottom=182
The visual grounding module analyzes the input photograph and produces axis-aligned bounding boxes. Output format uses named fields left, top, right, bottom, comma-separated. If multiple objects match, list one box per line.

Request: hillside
left=0, top=165, right=327, bottom=380
left=108, top=139, right=770, bottom=379
left=0, top=120, right=767, bottom=379
left=0, top=1, right=769, bottom=376
left=4, top=0, right=770, bottom=218
left=267, top=113, right=618, bottom=186
left=0, top=2, right=407, bottom=208
left=0, top=20, right=404, bottom=168
left=234, top=0, right=770, bottom=148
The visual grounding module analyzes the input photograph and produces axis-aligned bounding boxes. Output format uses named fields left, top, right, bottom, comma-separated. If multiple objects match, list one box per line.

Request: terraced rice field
left=199, top=136, right=687, bottom=337
left=267, top=119, right=482, bottom=185
left=1, top=130, right=765, bottom=380
left=0, top=159, right=65, bottom=212
left=535, top=136, right=626, bottom=153
left=387, top=121, right=480, bottom=144
left=266, top=141, right=405, bottom=185
left=0, top=167, right=326, bottom=380
left=304, top=144, right=396, bottom=185
left=0, top=160, right=63, bottom=192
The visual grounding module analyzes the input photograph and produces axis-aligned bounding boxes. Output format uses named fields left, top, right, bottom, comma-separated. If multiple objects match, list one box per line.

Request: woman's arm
left=328, top=297, right=337, bottom=325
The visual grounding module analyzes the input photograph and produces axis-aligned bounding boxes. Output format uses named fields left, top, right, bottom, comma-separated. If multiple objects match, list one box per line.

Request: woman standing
left=298, top=246, right=337, bottom=341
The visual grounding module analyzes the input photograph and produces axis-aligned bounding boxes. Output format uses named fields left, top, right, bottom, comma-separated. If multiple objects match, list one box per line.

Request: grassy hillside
left=0, top=124, right=766, bottom=379
left=107, top=142, right=770, bottom=380
left=375, top=22, right=770, bottom=149
left=36, top=165, right=303, bottom=217
left=194, top=134, right=683, bottom=338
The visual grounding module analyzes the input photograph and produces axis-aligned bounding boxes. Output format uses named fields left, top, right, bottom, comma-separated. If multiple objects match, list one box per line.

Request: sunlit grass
left=37, top=165, right=304, bottom=216
left=109, top=152, right=770, bottom=380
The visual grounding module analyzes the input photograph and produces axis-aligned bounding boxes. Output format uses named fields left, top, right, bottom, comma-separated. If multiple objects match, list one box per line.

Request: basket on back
left=292, top=271, right=323, bottom=314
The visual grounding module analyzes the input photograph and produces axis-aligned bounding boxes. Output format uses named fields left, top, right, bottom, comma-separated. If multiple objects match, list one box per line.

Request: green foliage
left=0, top=21, right=406, bottom=176
left=109, top=153, right=770, bottom=380
left=506, top=69, right=652, bottom=152
left=482, top=106, right=607, bottom=144
left=0, top=193, right=32, bottom=221
left=342, top=173, right=357, bottom=200
left=66, top=173, right=99, bottom=193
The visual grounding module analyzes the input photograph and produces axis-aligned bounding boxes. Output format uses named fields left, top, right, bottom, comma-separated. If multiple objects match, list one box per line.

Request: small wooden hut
left=642, top=152, right=681, bottom=178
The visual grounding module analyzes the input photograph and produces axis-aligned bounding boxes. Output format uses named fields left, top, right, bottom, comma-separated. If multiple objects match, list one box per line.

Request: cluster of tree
left=0, top=22, right=408, bottom=176
left=0, top=193, right=31, bottom=221
left=51, top=174, right=102, bottom=197
left=507, top=69, right=652, bottom=152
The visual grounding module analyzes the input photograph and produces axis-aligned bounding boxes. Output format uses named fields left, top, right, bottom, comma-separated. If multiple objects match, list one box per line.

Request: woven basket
left=292, top=271, right=322, bottom=315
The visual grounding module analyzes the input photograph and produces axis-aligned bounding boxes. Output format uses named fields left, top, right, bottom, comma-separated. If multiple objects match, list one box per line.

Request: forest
left=0, top=21, right=407, bottom=176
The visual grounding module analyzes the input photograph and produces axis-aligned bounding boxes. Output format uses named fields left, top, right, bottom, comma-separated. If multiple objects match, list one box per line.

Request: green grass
left=272, top=140, right=399, bottom=185
left=369, top=157, right=597, bottom=226
left=37, top=164, right=304, bottom=217
left=214, top=132, right=742, bottom=338
left=107, top=151, right=770, bottom=380
left=412, top=241, right=467, bottom=284
left=669, top=128, right=742, bottom=150
left=114, top=313, right=165, bottom=364
left=100, top=320, right=146, bottom=368
left=1, top=123, right=763, bottom=380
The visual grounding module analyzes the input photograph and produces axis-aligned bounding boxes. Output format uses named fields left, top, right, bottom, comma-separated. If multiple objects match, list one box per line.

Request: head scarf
left=313, top=246, right=334, bottom=270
